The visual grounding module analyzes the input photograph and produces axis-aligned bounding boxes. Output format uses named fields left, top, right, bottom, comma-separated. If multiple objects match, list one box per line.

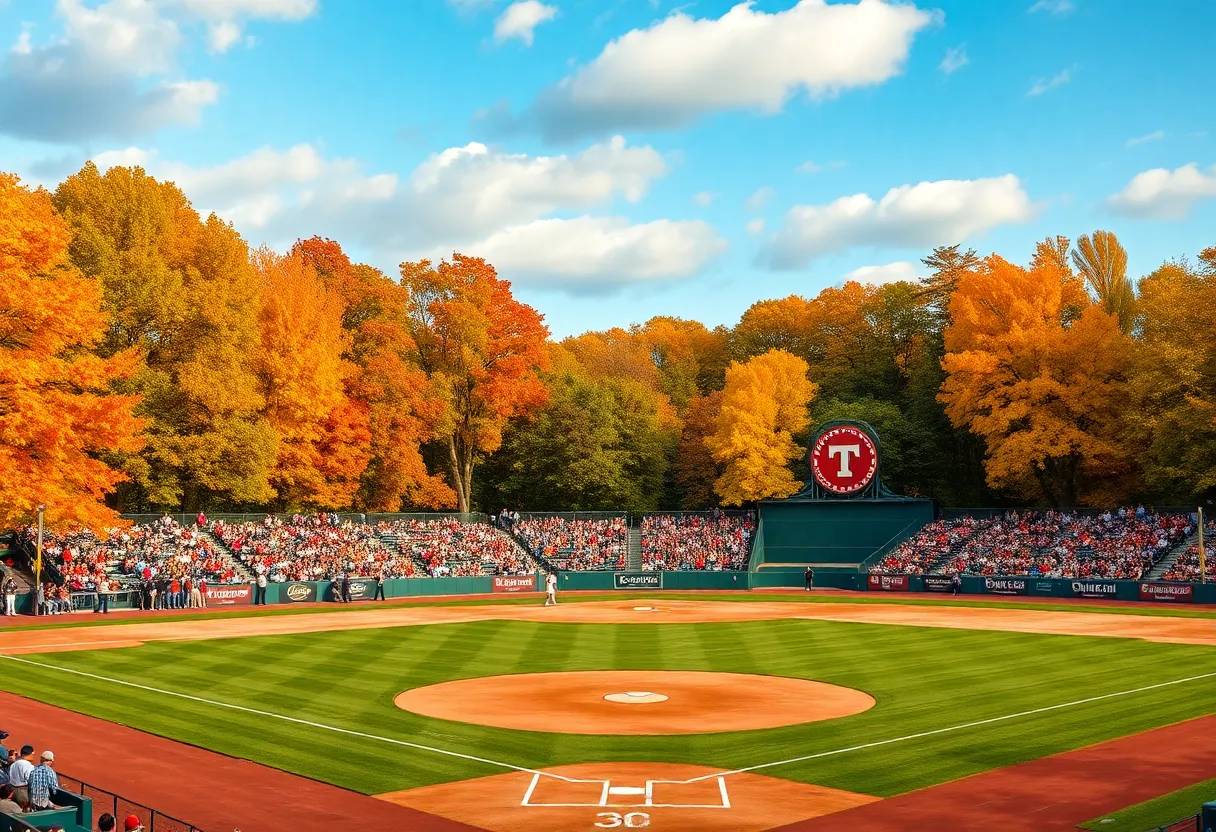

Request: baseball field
left=1, top=592, right=1214, bottom=831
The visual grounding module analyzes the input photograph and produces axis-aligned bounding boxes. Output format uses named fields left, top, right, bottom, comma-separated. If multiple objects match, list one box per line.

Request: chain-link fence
left=58, top=773, right=204, bottom=832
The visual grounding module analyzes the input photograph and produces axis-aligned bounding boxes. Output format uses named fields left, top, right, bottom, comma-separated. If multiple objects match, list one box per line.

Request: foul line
left=681, top=669, right=1216, bottom=782
left=0, top=654, right=565, bottom=780
left=3, top=654, right=1214, bottom=789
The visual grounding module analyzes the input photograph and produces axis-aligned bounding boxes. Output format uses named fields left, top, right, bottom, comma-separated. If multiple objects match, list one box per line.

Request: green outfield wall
left=752, top=497, right=934, bottom=571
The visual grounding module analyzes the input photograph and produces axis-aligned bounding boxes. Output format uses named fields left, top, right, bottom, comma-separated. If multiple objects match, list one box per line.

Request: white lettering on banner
left=828, top=444, right=861, bottom=477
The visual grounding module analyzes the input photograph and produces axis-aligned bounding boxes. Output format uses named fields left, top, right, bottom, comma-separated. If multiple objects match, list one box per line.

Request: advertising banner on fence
left=867, top=574, right=909, bottom=592
left=284, top=582, right=317, bottom=603
left=203, top=584, right=251, bottom=606
left=922, top=576, right=953, bottom=593
left=345, top=579, right=378, bottom=601
left=1139, top=582, right=1194, bottom=603
left=983, top=577, right=1027, bottom=596
left=493, top=575, right=537, bottom=593
left=1071, top=580, right=1118, bottom=599
left=614, top=572, right=662, bottom=590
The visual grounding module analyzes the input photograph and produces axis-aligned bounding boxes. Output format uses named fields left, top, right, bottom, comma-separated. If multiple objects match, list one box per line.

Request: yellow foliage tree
left=940, top=254, right=1134, bottom=506
left=705, top=349, right=818, bottom=505
left=0, top=173, right=145, bottom=530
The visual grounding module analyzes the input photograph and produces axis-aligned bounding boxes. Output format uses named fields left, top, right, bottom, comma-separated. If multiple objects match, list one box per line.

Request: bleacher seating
left=512, top=516, right=628, bottom=571
left=640, top=513, right=754, bottom=571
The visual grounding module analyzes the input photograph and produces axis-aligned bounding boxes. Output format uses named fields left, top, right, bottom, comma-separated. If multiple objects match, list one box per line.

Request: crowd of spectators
left=1163, top=520, right=1216, bottom=582
left=212, top=514, right=533, bottom=580
left=20, top=515, right=240, bottom=597
left=871, top=508, right=1193, bottom=580
left=512, top=516, right=629, bottom=571
left=393, top=518, right=533, bottom=576
left=640, top=513, right=755, bottom=571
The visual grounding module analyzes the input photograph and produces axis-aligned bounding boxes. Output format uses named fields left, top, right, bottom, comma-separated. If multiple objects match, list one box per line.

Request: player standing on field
left=545, top=572, right=557, bottom=606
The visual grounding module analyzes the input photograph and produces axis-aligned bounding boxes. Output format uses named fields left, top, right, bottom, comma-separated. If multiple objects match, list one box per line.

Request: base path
left=0, top=691, right=479, bottom=832
left=378, top=762, right=878, bottom=832
left=0, top=599, right=1213, bottom=655
left=777, top=714, right=1216, bottom=831
left=394, top=670, right=874, bottom=734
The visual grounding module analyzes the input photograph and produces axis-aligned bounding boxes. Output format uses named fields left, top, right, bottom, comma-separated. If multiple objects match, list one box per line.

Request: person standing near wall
left=804, top=566, right=815, bottom=591
left=254, top=569, right=268, bottom=605
left=544, top=571, right=557, bottom=606
left=2, top=575, right=16, bottom=616
left=374, top=570, right=386, bottom=601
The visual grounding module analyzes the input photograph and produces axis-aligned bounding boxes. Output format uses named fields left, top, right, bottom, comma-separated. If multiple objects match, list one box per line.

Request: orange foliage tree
left=705, top=349, right=818, bottom=505
left=940, top=253, right=1134, bottom=506
left=292, top=238, right=453, bottom=510
left=254, top=249, right=372, bottom=509
left=400, top=254, right=550, bottom=512
left=0, top=173, right=144, bottom=530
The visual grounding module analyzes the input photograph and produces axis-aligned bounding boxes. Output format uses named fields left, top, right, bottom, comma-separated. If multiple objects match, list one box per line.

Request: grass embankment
left=2, top=618, right=1215, bottom=796
left=1080, top=777, right=1216, bottom=831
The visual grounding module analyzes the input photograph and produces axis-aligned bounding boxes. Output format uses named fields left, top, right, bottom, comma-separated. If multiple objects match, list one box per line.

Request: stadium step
left=200, top=530, right=254, bottom=582
left=628, top=527, right=642, bottom=570
left=1147, top=528, right=1201, bottom=580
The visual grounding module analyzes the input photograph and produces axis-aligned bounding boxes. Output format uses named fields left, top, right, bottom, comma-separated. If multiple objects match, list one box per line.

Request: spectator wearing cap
left=8, top=745, right=34, bottom=808
left=97, top=812, right=116, bottom=831
left=0, top=729, right=9, bottom=760
left=27, top=750, right=59, bottom=811
left=124, top=814, right=146, bottom=831
left=0, top=784, right=21, bottom=814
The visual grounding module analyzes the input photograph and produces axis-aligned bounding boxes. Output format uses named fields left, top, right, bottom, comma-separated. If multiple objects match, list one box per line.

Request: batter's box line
left=520, top=772, right=731, bottom=809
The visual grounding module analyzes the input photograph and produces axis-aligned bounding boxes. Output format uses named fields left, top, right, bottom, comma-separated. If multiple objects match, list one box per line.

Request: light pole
left=35, top=504, right=45, bottom=616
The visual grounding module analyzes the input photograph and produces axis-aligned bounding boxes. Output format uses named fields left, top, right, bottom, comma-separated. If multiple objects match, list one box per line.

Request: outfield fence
left=57, top=774, right=204, bottom=832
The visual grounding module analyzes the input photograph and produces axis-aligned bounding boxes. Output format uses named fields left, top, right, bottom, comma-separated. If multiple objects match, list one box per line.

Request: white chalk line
left=3, top=654, right=1215, bottom=794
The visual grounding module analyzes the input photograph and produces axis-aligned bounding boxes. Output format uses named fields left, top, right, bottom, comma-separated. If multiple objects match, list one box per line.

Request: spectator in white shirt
left=7, top=745, right=34, bottom=808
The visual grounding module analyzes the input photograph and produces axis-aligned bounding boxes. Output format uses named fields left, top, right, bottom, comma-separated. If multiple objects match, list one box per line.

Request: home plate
left=634, top=606, right=657, bottom=611
left=608, top=786, right=647, bottom=797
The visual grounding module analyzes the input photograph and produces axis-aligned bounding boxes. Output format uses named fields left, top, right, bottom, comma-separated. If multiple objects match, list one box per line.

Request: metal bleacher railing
left=57, top=773, right=204, bottom=832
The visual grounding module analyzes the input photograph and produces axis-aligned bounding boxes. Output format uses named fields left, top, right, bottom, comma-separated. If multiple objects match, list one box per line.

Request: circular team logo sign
left=810, top=425, right=878, bottom=495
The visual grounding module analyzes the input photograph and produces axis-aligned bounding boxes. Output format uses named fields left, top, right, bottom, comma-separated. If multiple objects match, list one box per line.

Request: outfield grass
left=2, top=618, right=1215, bottom=798
left=2, top=590, right=1214, bottom=635
left=1080, top=777, right=1216, bottom=831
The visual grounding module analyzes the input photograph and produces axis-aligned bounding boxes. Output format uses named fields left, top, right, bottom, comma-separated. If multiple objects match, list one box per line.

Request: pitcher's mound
left=377, top=761, right=879, bottom=832
left=394, top=670, right=874, bottom=734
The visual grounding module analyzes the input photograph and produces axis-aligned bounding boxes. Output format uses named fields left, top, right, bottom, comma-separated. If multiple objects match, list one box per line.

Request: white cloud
left=692, top=191, right=717, bottom=206
left=797, top=160, right=846, bottom=174
left=1126, top=130, right=1165, bottom=147
left=939, top=45, right=968, bottom=75
left=524, top=0, right=937, bottom=140
left=746, top=218, right=766, bottom=235
left=1029, top=0, right=1074, bottom=15
left=91, top=146, right=155, bottom=168
left=0, top=0, right=312, bottom=142
left=89, top=136, right=722, bottom=288
left=746, top=186, right=775, bottom=212
left=1028, top=67, right=1072, bottom=96
left=842, top=261, right=920, bottom=286
left=1107, top=162, right=1216, bottom=220
left=493, top=1, right=558, bottom=46
left=761, top=174, right=1035, bottom=269
left=467, top=216, right=727, bottom=288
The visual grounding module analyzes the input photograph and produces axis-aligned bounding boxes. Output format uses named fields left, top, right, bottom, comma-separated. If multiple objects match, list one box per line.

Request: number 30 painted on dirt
left=595, top=811, right=651, bottom=827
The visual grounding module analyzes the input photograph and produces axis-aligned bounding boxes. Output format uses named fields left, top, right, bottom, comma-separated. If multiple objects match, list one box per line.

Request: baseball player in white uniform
left=545, top=572, right=557, bottom=606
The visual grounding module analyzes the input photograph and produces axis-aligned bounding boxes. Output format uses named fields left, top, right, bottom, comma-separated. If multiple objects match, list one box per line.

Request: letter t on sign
left=828, top=445, right=861, bottom=477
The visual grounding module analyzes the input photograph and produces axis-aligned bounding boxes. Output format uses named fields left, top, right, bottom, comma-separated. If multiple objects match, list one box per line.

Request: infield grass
left=2, top=617, right=1216, bottom=798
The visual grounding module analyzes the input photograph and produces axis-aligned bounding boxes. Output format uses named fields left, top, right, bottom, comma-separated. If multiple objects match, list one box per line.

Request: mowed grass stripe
left=1, top=619, right=1214, bottom=796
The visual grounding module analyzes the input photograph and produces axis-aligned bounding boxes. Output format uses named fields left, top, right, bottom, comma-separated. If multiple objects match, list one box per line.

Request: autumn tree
left=0, top=173, right=145, bottom=530
left=1128, top=258, right=1216, bottom=500
left=940, top=254, right=1134, bottom=506
left=706, top=349, right=818, bottom=505
left=919, top=244, right=981, bottom=326
left=52, top=163, right=275, bottom=510
left=672, top=391, right=723, bottom=508
left=1072, top=231, right=1136, bottom=333
left=401, top=254, right=549, bottom=512
left=254, top=249, right=372, bottom=509
left=292, top=238, right=453, bottom=510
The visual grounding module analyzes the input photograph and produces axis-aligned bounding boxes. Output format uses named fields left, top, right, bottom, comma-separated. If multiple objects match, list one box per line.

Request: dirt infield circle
left=393, top=670, right=875, bottom=735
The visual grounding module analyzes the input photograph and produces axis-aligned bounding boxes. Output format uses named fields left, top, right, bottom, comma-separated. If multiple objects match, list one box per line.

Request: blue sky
left=2, top=0, right=1213, bottom=337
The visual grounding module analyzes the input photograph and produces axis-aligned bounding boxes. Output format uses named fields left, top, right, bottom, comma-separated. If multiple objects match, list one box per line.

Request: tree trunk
left=447, top=436, right=469, bottom=512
